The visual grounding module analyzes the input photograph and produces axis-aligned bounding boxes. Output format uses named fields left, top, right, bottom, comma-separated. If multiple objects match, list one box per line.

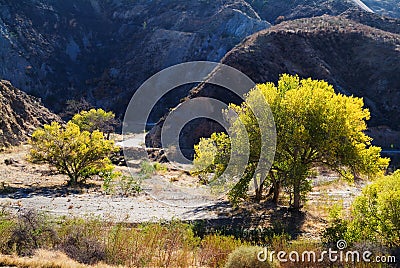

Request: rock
left=4, top=158, right=17, bottom=165
left=0, top=0, right=399, bottom=153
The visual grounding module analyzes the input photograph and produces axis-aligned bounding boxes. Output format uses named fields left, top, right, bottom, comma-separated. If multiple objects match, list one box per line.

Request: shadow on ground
left=0, top=183, right=98, bottom=199
left=185, top=200, right=308, bottom=243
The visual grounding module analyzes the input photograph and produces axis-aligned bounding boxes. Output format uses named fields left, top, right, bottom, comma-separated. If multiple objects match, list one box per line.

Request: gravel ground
left=0, top=193, right=229, bottom=222
left=0, top=143, right=231, bottom=222
left=0, top=143, right=364, bottom=226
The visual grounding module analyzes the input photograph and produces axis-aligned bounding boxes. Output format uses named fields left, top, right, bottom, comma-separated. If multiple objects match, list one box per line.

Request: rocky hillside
left=341, top=9, right=400, bottom=34
left=362, top=0, right=400, bottom=18
left=1, top=0, right=396, bottom=119
left=147, top=15, right=400, bottom=152
left=0, top=0, right=270, bottom=119
left=1, top=0, right=399, bottom=152
left=247, top=0, right=357, bottom=23
left=0, top=80, right=60, bottom=147
left=246, top=0, right=400, bottom=24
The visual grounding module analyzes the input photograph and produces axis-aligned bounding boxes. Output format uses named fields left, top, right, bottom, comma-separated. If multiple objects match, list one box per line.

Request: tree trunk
left=293, top=179, right=301, bottom=209
left=272, top=180, right=281, bottom=204
left=255, top=183, right=263, bottom=202
left=67, top=174, right=79, bottom=186
left=265, top=184, right=274, bottom=198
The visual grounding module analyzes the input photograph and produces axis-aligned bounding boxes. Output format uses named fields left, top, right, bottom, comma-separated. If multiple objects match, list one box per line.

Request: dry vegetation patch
left=0, top=249, right=114, bottom=268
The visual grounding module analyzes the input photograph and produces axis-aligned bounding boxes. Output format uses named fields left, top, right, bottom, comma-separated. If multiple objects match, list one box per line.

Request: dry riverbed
left=0, top=144, right=230, bottom=222
left=0, top=143, right=366, bottom=238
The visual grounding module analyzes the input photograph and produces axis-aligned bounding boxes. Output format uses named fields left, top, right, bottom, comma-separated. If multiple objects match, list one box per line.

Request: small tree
left=28, top=122, right=119, bottom=185
left=61, top=98, right=92, bottom=121
left=71, top=108, right=118, bottom=138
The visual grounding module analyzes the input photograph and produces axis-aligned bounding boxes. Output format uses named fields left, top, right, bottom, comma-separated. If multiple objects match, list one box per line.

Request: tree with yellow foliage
left=28, top=121, right=119, bottom=185
left=71, top=108, right=118, bottom=139
left=194, top=74, right=389, bottom=208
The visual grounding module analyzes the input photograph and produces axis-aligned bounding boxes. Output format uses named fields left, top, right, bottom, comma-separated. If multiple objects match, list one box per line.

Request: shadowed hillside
left=147, top=15, right=400, bottom=153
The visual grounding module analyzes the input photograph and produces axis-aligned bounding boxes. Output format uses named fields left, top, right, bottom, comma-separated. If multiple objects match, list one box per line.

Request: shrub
left=153, top=162, right=168, bottom=174
left=6, top=210, right=58, bottom=256
left=139, top=161, right=156, bottom=177
left=0, top=212, right=16, bottom=254
left=199, top=234, right=245, bottom=267
left=323, top=172, right=400, bottom=251
left=106, top=221, right=199, bottom=267
left=225, top=246, right=275, bottom=268
left=29, top=121, right=119, bottom=185
left=346, top=171, right=400, bottom=248
left=103, top=174, right=143, bottom=196
left=57, top=217, right=107, bottom=265
left=117, top=175, right=142, bottom=196
left=322, top=203, right=348, bottom=248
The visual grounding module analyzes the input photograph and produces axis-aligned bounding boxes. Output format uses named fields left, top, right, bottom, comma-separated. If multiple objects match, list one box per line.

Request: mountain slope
left=0, top=0, right=399, bottom=131
left=147, top=15, right=400, bottom=151
left=362, top=0, right=400, bottom=18
left=0, top=0, right=270, bottom=117
left=245, top=0, right=359, bottom=23
left=0, top=80, right=60, bottom=147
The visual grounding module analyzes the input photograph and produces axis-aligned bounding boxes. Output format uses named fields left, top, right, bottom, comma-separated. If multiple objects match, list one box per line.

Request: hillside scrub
left=0, top=208, right=395, bottom=267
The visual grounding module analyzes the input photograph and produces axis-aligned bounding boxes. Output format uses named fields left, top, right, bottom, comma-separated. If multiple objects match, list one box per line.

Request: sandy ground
left=0, top=142, right=365, bottom=233
left=1, top=193, right=227, bottom=223
left=0, top=143, right=231, bottom=222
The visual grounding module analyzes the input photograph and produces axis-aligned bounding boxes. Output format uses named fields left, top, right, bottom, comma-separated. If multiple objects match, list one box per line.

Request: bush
left=199, top=234, right=245, bottom=267
left=0, top=213, right=16, bottom=254
left=6, top=210, right=58, bottom=256
left=139, top=161, right=156, bottom=177
left=29, top=121, right=119, bottom=185
left=346, top=171, right=400, bottom=248
left=225, top=246, right=275, bottom=268
left=153, top=162, right=168, bottom=174
left=57, top=217, right=107, bottom=265
left=323, top=172, right=400, bottom=250
left=103, top=174, right=143, bottom=196
left=322, top=203, right=348, bottom=248
left=106, top=221, right=199, bottom=267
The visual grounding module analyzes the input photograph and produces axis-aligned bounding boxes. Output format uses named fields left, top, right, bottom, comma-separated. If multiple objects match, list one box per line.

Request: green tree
left=346, top=171, right=400, bottom=248
left=193, top=132, right=231, bottom=180
left=194, top=74, right=389, bottom=208
left=71, top=108, right=118, bottom=138
left=61, top=98, right=92, bottom=121
left=28, top=122, right=119, bottom=185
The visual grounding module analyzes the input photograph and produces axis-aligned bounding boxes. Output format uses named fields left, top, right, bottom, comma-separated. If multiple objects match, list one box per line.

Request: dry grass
left=0, top=249, right=115, bottom=268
